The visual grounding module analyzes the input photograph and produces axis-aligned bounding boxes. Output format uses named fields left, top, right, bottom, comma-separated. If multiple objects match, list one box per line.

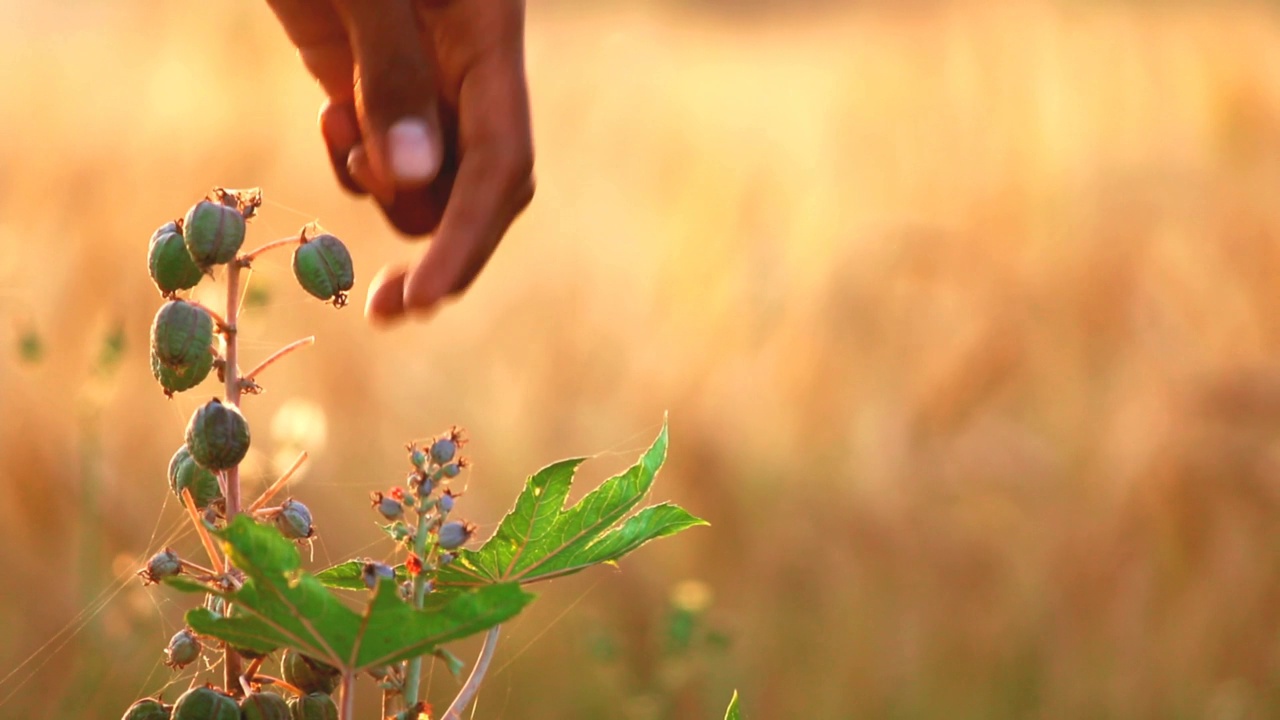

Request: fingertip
left=387, top=118, right=442, bottom=187
left=364, top=265, right=408, bottom=324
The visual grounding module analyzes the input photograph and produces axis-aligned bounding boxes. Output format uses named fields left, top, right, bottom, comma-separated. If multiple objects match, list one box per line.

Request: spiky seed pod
left=275, top=499, right=314, bottom=540
left=183, top=199, right=246, bottom=267
left=168, top=445, right=224, bottom=510
left=291, top=234, right=354, bottom=307
left=440, top=462, right=461, bottom=479
left=139, top=548, right=183, bottom=584
left=370, top=492, right=404, bottom=521
left=151, top=301, right=214, bottom=370
left=164, top=629, right=202, bottom=670
left=239, top=692, right=291, bottom=720
left=280, top=649, right=341, bottom=695
left=429, top=437, right=457, bottom=465
left=361, top=561, right=396, bottom=590
left=151, top=346, right=213, bottom=396
left=438, top=490, right=456, bottom=514
left=437, top=520, right=475, bottom=550
left=287, top=693, right=338, bottom=720
left=408, top=446, right=428, bottom=470
left=185, top=398, right=250, bottom=470
left=171, top=686, right=238, bottom=720
left=121, top=698, right=171, bottom=720
left=148, top=221, right=203, bottom=295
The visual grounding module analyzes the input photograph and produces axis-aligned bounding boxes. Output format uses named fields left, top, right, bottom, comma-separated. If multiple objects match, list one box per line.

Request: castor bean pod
left=121, top=698, right=171, bottom=720
left=168, top=445, right=224, bottom=510
left=171, top=686, right=238, bottom=720
left=151, top=301, right=214, bottom=370
left=185, top=398, right=250, bottom=470
left=239, top=692, right=291, bottom=720
left=437, top=520, right=475, bottom=550
left=280, top=649, right=340, bottom=695
left=164, top=628, right=201, bottom=669
left=148, top=221, right=203, bottom=295
left=183, top=200, right=245, bottom=267
left=275, top=499, right=314, bottom=540
left=291, top=234, right=354, bottom=307
left=287, top=693, right=338, bottom=720
left=139, top=548, right=182, bottom=584
left=151, top=346, right=213, bottom=396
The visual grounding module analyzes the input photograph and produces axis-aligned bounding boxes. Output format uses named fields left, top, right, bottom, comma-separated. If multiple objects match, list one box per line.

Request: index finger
left=399, top=52, right=535, bottom=315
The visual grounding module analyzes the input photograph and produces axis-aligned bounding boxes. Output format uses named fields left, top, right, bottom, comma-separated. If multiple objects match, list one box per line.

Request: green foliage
left=725, top=691, right=741, bottom=720
left=166, top=516, right=532, bottom=673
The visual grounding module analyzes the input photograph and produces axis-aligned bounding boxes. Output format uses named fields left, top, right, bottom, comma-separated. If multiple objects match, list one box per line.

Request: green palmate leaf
left=725, top=691, right=741, bottom=720
left=436, top=421, right=707, bottom=591
left=171, top=515, right=532, bottom=672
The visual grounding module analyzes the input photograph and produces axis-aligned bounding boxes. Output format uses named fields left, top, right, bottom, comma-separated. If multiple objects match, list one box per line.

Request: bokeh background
left=4, top=0, right=1280, bottom=717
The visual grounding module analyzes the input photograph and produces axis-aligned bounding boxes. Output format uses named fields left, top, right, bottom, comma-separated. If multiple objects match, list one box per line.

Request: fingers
left=333, top=0, right=444, bottom=190
left=400, top=52, right=534, bottom=315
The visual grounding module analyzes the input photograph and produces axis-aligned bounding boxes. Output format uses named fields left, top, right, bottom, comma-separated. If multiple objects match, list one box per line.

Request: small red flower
left=405, top=553, right=423, bottom=577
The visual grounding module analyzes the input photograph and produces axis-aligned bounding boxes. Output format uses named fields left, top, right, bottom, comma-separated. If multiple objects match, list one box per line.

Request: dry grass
left=3, top=0, right=1280, bottom=717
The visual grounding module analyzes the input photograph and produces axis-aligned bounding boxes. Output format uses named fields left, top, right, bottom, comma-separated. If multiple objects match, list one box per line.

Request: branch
left=441, top=626, right=501, bottom=720
left=180, top=488, right=224, bottom=577
left=242, top=336, right=315, bottom=386
left=240, top=234, right=303, bottom=263
left=247, top=451, right=309, bottom=513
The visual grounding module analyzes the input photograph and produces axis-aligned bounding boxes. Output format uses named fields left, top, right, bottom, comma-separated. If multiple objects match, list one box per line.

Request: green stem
left=222, top=258, right=243, bottom=691
left=339, top=672, right=355, bottom=720
left=402, top=509, right=434, bottom=707
left=441, top=626, right=501, bottom=720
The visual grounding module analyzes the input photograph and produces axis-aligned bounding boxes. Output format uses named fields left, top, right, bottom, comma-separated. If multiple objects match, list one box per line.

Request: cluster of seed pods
left=129, top=189, right=357, bottom=720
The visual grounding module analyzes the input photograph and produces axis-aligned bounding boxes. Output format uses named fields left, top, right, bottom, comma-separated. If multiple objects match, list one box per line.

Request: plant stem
left=241, top=234, right=303, bottom=263
left=247, top=451, right=309, bottom=513
left=441, top=626, right=501, bottom=720
left=223, top=259, right=244, bottom=691
left=243, top=336, right=315, bottom=384
left=340, top=672, right=355, bottom=720
left=180, top=488, right=225, bottom=576
left=402, top=510, right=435, bottom=707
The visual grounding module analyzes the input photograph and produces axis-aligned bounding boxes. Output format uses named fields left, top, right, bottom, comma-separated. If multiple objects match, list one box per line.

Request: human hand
left=266, top=0, right=535, bottom=323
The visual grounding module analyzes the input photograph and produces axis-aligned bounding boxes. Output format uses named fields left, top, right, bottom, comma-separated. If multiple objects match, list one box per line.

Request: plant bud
left=280, top=649, right=340, bottom=695
left=183, top=199, right=246, bottom=267
left=185, top=398, right=250, bottom=470
left=429, top=437, right=457, bottom=465
left=151, top=301, right=214, bottom=370
left=151, top=347, right=213, bottom=396
left=440, top=462, right=461, bottom=479
left=438, top=490, right=456, bottom=514
left=172, top=686, right=238, bottom=720
left=437, top=521, right=475, bottom=550
left=370, top=492, right=404, bottom=521
left=275, top=499, right=314, bottom=540
left=168, top=445, right=224, bottom=510
left=287, top=693, right=338, bottom=720
left=148, top=221, right=203, bottom=295
left=164, top=629, right=202, bottom=670
left=361, top=561, right=396, bottom=590
left=139, top=548, right=183, bottom=585
left=408, top=446, right=428, bottom=470
left=121, top=698, right=171, bottom=720
left=239, top=692, right=290, bottom=720
left=292, top=233, right=354, bottom=307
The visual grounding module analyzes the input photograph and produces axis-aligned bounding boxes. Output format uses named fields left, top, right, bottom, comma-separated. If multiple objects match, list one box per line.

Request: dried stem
left=247, top=451, right=309, bottom=513
left=441, top=626, right=502, bottom=720
left=241, top=234, right=303, bottom=263
left=180, top=488, right=224, bottom=577
left=243, top=336, right=315, bottom=384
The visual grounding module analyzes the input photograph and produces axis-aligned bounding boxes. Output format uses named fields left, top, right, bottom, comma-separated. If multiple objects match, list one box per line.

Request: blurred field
left=4, top=0, right=1280, bottom=717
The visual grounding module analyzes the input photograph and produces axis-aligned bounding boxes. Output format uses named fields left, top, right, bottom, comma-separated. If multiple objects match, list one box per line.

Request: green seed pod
left=291, top=234, right=354, bottom=307
left=239, top=692, right=290, bottom=720
left=275, top=499, right=314, bottom=540
left=437, top=520, right=475, bottom=550
left=121, top=698, right=171, bottom=720
left=164, top=628, right=202, bottom=669
left=185, top=398, right=250, bottom=470
left=281, top=649, right=340, bottom=695
left=172, top=686, right=238, bottom=720
left=287, top=693, right=338, bottom=720
left=151, top=301, right=214, bottom=369
left=183, top=200, right=246, bottom=267
left=148, top=221, right=204, bottom=295
left=168, top=445, right=224, bottom=509
left=151, top=346, right=214, bottom=396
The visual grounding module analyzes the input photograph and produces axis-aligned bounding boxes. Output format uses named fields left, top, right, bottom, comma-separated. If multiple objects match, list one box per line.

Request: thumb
left=335, top=0, right=443, bottom=190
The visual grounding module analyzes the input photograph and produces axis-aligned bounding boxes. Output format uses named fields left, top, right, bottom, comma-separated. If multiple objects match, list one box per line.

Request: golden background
left=2, top=0, right=1280, bottom=717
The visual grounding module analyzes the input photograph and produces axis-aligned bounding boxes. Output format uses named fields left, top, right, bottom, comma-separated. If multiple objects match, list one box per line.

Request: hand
left=266, top=0, right=535, bottom=323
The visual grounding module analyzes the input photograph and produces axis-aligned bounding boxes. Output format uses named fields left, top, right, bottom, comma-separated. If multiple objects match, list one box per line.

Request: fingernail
left=387, top=118, right=439, bottom=184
